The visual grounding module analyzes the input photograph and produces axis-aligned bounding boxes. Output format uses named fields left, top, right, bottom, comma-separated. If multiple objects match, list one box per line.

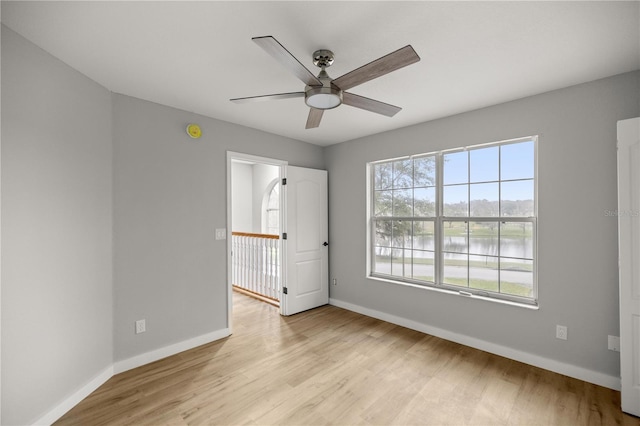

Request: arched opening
left=262, top=178, right=280, bottom=235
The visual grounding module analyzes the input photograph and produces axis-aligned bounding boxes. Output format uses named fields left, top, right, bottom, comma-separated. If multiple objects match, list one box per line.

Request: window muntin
left=370, top=137, right=537, bottom=305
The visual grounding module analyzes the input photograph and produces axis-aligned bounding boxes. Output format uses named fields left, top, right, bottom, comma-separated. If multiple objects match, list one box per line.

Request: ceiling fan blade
left=306, top=108, right=324, bottom=129
left=332, top=45, right=420, bottom=91
left=230, top=92, right=304, bottom=103
left=342, top=92, right=402, bottom=117
left=253, top=36, right=322, bottom=87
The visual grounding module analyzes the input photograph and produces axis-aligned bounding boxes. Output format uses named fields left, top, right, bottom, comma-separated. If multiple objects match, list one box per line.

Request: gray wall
left=325, top=70, right=640, bottom=379
left=1, top=26, right=113, bottom=426
left=113, top=94, right=324, bottom=362
left=231, top=162, right=253, bottom=232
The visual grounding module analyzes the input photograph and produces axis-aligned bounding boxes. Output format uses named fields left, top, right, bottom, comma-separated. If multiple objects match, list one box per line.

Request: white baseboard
left=113, top=328, right=231, bottom=374
left=33, top=328, right=231, bottom=425
left=329, top=298, right=621, bottom=391
left=32, top=365, right=114, bottom=426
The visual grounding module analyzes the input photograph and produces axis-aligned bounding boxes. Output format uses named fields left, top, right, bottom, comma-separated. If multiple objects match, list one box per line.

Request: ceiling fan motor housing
left=312, top=49, right=335, bottom=68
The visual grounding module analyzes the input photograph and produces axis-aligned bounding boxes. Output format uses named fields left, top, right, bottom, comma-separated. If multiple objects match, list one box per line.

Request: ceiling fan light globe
left=305, top=86, right=343, bottom=110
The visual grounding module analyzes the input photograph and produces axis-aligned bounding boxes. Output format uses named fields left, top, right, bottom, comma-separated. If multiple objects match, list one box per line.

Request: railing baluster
left=260, top=240, right=264, bottom=294
left=253, top=237, right=258, bottom=294
left=268, top=239, right=272, bottom=297
left=268, top=239, right=272, bottom=298
left=232, top=232, right=280, bottom=303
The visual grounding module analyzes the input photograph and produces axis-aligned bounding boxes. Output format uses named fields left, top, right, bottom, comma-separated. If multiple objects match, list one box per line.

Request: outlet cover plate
left=556, top=325, right=567, bottom=340
left=215, top=228, right=226, bottom=240
left=608, top=335, right=620, bottom=352
left=136, top=319, right=146, bottom=334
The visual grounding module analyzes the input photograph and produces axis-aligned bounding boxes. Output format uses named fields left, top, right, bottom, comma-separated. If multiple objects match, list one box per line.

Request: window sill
left=367, top=275, right=539, bottom=310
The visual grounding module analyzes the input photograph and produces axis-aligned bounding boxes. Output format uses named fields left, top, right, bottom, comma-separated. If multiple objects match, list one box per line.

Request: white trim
left=329, top=298, right=621, bottom=391
left=367, top=275, right=539, bottom=310
left=32, top=366, right=114, bottom=426
left=227, top=151, right=288, bottom=326
left=113, top=328, right=230, bottom=374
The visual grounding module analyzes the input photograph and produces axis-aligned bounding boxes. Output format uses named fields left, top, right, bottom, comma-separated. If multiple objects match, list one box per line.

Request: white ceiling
left=2, top=1, right=639, bottom=146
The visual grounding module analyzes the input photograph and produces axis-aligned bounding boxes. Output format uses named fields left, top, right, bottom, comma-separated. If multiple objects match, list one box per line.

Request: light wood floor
left=56, top=292, right=639, bottom=425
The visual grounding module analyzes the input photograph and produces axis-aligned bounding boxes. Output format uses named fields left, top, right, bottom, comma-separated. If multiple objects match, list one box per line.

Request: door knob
left=323, top=242, right=329, bottom=246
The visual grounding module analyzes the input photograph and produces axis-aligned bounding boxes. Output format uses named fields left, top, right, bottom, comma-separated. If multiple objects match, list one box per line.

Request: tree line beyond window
left=369, top=137, right=537, bottom=305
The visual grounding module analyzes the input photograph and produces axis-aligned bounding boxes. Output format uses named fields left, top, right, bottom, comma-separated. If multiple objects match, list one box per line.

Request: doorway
left=227, top=153, right=286, bottom=322
left=227, top=152, right=329, bottom=332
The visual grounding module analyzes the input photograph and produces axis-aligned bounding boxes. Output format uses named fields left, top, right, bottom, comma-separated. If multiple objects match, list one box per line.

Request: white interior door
left=281, top=166, right=328, bottom=315
left=617, top=117, right=640, bottom=417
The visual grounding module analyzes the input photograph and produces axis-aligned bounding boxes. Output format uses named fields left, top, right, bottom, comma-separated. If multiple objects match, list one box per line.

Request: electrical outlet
left=608, top=335, right=620, bottom=352
left=332, top=278, right=337, bottom=286
left=556, top=325, right=567, bottom=340
left=135, top=319, right=146, bottom=334
left=215, top=228, right=226, bottom=240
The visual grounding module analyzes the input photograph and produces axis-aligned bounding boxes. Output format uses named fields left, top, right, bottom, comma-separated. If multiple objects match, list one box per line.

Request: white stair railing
left=232, top=232, right=280, bottom=301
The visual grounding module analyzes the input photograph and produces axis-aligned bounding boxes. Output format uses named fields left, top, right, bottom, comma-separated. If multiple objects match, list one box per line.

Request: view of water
left=406, top=235, right=531, bottom=260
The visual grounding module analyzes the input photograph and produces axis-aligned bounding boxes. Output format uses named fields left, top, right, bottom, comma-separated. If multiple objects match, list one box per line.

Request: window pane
left=411, top=250, right=434, bottom=282
left=374, top=162, right=393, bottom=190
left=443, top=151, right=468, bottom=185
left=470, top=146, right=499, bottom=183
left=414, top=187, right=436, bottom=217
left=374, top=246, right=391, bottom=275
left=468, top=222, right=499, bottom=256
left=501, top=141, right=534, bottom=180
left=443, top=185, right=468, bottom=216
left=500, top=222, right=533, bottom=259
left=374, top=220, right=392, bottom=247
left=391, top=248, right=412, bottom=278
left=414, top=156, right=436, bottom=187
left=500, top=258, right=533, bottom=298
left=391, top=220, right=412, bottom=248
left=500, top=180, right=534, bottom=216
left=393, top=189, right=413, bottom=216
left=443, top=253, right=468, bottom=287
left=470, top=183, right=499, bottom=217
left=374, top=190, right=392, bottom=216
left=413, top=221, right=435, bottom=250
left=443, top=221, right=468, bottom=254
left=267, top=210, right=279, bottom=234
left=268, top=184, right=279, bottom=209
left=393, top=159, right=413, bottom=189
left=469, top=255, right=499, bottom=292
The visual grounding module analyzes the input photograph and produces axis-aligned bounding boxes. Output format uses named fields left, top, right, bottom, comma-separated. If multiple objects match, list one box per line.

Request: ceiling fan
left=230, top=36, right=421, bottom=129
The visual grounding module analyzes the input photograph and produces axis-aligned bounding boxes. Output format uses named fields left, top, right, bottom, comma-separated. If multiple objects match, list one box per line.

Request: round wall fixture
left=186, top=123, right=202, bottom=139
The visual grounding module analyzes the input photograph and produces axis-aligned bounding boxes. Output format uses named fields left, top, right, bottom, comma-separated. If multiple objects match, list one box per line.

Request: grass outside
left=440, top=277, right=532, bottom=297
left=378, top=255, right=533, bottom=298
left=377, top=256, right=533, bottom=272
left=394, top=274, right=532, bottom=298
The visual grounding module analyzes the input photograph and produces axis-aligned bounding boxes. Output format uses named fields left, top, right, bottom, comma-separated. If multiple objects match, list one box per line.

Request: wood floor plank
left=55, top=292, right=640, bottom=425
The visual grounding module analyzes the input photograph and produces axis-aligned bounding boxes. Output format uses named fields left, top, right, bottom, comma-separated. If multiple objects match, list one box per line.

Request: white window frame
left=367, top=136, right=538, bottom=306
left=262, top=178, right=280, bottom=235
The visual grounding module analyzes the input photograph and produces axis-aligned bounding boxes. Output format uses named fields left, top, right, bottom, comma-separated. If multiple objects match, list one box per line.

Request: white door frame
left=226, top=151, right=287, bottom=333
